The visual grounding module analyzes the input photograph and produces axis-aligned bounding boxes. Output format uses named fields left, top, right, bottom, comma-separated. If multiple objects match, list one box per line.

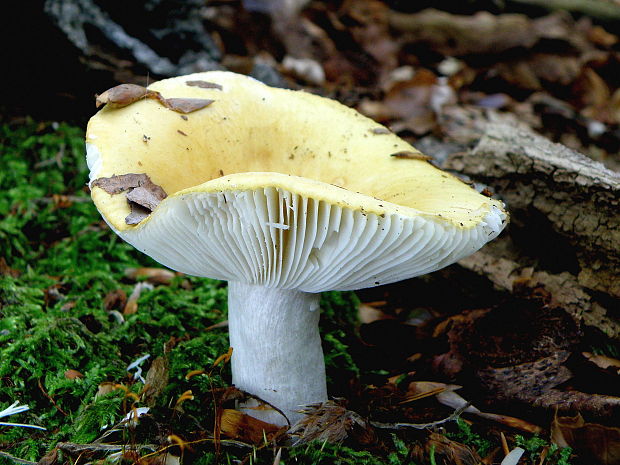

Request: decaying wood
left=437, top=107, right=619, bottom=337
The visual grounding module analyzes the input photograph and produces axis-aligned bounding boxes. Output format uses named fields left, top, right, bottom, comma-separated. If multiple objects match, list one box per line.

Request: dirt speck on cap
left=390, top=151, right=433, bottom=161
left=186, top=80, right=223, bottom=90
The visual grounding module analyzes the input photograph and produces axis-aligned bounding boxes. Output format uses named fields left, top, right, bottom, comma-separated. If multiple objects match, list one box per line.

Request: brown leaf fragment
left=92, top=173, right=151, bottom=195
left=163, top=97, right=214, bottom=114
left=123, top=282, right=153, bottom=315
left=177, top=129, right=187, bottom=136
left=142, top=356, right=169, bottom=407
left=37, top=447, right=58, bottom=465
left=583, top=352, right=620, bottom=374
left=103, top=289, right=127, bottom=311
left=125, top=202, right=151, bottom=225
left=552, top=413, right=620, bottom=465
left=390, top=151, right=433, bottom=161
left=220, top=409, right=284, bottom=445
left=124, top=267, right=176, bottom=285
left=92, top=173, right=167, bottom=225
left=96, top=84, right=160, bottom=108
left=64, top=369, right=84, bottom=380
left=126, top=186, right=166, bottom=211
left=0, top=257, right=20, bottom=277
left=186, top=80, right=223, bottom=90
left=95, top=382, right=116, bottom=398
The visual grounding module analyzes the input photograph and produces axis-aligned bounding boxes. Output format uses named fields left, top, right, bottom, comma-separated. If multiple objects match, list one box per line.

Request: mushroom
left=86, top=71, right=507, bottom=426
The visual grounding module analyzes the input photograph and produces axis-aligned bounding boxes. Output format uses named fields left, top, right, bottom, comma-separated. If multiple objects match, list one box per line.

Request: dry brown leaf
left=91, top=173, right=151, bottom=195
left=95, top=84, right=161, bottom=108
left=126, top=185, right=166, bottom=211
left=142, top=356, right=169, bottom=407
left=37, top=448, right=58, bottom=465
left=358, top=303, right=389, bottom=324
left=64, top=369, right=84, bottom=380
left=92, top=173, right=167, bottom=225
left=583, top=352, right=620, bottom=374
left=403, top=381, right=450, bottom=403
left=124, top=267, right=176, bottom=285
left=125, top=203, right=151, bottom=225
left=220, top=409, right=284, bottom=444
left=552, top=412, right=620, bottom=465
left=123, top=282, right=153, bottom=315
left=0, top=257, right=20, bottom=278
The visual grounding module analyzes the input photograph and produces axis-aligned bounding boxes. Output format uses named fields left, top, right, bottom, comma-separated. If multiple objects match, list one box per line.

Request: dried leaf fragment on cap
left=390, top=151, right=433, bottom=161
left=91, top=173, right=152, bottom=194
left=96, top=83, right=216, bottom=115
left=91, top=173, right=167, bottom=225
left=125, top=203, right=152, bottom=225
left=162, top=97, right=214, bottom=114
left=95, top=84, right=161, bottom=108
left=186, top=80, right=223, bottom=90
left=127, top=186, right=166, bottom=211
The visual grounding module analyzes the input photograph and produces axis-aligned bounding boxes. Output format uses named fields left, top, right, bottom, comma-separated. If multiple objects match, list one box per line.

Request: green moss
left=514, top=435, right=573, bottom=465
left=0, top=120, right=370, bottom=464
left=445, top=418, right=492, bottom=457
left=287, top=441, right=385, bottom=465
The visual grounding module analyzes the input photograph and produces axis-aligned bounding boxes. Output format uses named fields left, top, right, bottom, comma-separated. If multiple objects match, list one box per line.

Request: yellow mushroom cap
left=86, top=71, right=507, bottom=292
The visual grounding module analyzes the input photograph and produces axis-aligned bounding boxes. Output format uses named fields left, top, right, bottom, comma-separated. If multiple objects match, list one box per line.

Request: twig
left=38, top=378, right=68, bottom=416
left=0, top=450, right=37, bottom=465
left=370, top=402, right=471, bottom=430
left=509, top=0, right=620, bottom=21
left=57, top=442, right=156, bottom=453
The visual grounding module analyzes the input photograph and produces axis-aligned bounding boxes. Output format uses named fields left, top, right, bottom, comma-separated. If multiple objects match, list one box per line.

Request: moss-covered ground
left=0, top=120, right=574, bottom=465
left=0, top=119, right=389, bottom=464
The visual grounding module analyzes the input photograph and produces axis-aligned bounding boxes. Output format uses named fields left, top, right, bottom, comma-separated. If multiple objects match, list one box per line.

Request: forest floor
left=2, top=1, right=620, bottom=464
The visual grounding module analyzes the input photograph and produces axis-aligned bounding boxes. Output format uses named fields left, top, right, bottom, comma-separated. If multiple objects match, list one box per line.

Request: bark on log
left=436, top=107, right=620, bottom=337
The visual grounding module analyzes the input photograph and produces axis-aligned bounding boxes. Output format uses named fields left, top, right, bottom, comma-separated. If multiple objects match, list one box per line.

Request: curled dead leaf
left=142, top=356, right=169, bottom=407
left=91, top=173, right=152, bottom=195
left=220, top=409, right=284, bottom=444
left=583, top=352, right=620, bottom=374
left=96, top=84, right=161, bottom=108
left=126, top=186, right=166, bottom=211
left=552, top=412, right=620, bottom=465
left=124, top=267, right=177, bottom=285
left=91, top=173, right=167, bottom=225
left=64, top=369, right=84, bottom=380
left=123, top=282, right=153, bottom=315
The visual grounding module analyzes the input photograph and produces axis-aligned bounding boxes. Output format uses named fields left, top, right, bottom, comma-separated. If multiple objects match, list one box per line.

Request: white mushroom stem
left=227, top=281, right=327, bottom=426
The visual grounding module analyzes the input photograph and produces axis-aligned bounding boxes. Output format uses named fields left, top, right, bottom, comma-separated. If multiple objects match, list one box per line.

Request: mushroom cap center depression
left=87, top=71, right=500, bottom=232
